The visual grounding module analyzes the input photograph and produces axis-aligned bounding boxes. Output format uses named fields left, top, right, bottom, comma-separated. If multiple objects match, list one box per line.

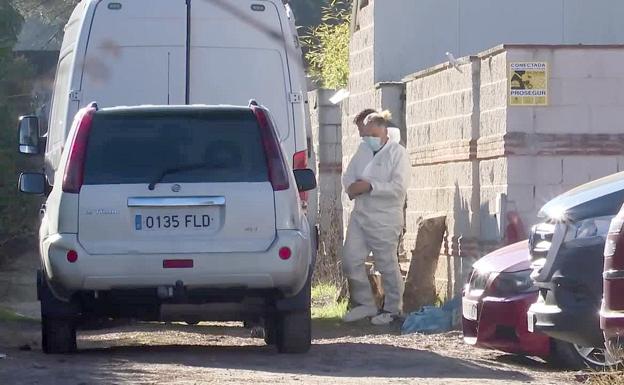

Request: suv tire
left=550, top=340, right=619, bottom=370
left=275, top=308, right=311, bottom=354
left=39, top=272, right=78, bottom=354
left=42, top=316, right=77, bottom=354
left=264, top=316, right=277, bottom=346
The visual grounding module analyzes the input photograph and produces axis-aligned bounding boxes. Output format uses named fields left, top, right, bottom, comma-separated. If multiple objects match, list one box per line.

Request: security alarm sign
left=509, top=62, right=548, bottom=106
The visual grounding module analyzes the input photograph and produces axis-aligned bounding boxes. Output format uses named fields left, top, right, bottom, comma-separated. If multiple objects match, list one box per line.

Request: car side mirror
left=18, top=172, right=45, bottom=195
left=293, top=169, right=316, bottom=192
left=18, top=115, right=41, bottom=155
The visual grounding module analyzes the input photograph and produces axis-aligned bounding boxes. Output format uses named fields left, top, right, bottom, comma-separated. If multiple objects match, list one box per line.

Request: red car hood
left=472, top=241, right=531, bottom=273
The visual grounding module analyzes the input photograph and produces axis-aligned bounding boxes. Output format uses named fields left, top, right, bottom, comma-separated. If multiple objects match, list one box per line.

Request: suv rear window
left=83, top=109, right=269, bottom=185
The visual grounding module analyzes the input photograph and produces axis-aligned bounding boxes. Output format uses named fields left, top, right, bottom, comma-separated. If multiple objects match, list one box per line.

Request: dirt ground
left=0, top=317, right=579, bottom=385
left=0, top=247, right=579, bottom=385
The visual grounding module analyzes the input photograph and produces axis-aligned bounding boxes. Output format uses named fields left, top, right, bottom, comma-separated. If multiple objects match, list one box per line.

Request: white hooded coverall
left=342, top=139, right=410, bottom=314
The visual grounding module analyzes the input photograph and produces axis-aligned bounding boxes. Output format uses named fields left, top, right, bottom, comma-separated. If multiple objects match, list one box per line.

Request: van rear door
left=80, top=0, right=186, bottom=106
left=189, top=0, right=293, bottom=144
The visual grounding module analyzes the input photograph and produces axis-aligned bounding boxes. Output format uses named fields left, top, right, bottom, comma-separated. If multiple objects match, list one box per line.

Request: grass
left=587, top=371, right=624, bottom=385
left=0, top=306, right=37, bottom=323
left=311, top=283, right=347, bottom=320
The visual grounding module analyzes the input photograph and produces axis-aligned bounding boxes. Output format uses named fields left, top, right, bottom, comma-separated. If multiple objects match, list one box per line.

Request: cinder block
left=558, top=78, right=620, bottom=107
left=550, top=50, right=603, bottom=79
left=319, top=107, right=342, bottom=126
left=538, top=157, right=564, bottom=185
left=590, top=106, right=624, bottom=134
left=562, top=156, right=619, bottom=187
left=534, top=184, right=568, bottom=209
left=534, top=106, right=590, bottom=134
left=480, top=108, right=508, bottom=137
left=319, top=124, right=341, bottom=145
left=507, top=184, right=536, bottom=213
left=506, top=107, right=536, bottom=134
left=479, top=79, right=508, bottom=111
left=479, top=158, right=508, bottom=187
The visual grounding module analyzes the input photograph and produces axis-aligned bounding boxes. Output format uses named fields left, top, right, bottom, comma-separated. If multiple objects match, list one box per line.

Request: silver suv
left=18, top=103, right=316, bottom=354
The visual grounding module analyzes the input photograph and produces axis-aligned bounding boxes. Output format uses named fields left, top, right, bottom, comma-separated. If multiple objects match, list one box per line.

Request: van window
left=83, top=110, right=269, bottom=185
left=49, top=54, right=72, bottom=146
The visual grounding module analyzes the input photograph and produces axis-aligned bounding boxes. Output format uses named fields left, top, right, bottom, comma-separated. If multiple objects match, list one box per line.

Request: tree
left=301, top=0, right=350, bottom=89
left=0, top=0, right=37, bottom=245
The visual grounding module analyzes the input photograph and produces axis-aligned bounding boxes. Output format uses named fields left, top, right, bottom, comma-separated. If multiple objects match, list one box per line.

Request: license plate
left=527, top=311, right=535, bottom=333
left=462, top=299, right=478, bottom=321
left=134, top=213, right=212, bottom=231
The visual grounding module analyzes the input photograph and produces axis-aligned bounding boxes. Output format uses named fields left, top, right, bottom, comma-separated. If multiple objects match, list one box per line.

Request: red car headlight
left=489, top=270, right=536, bottom=297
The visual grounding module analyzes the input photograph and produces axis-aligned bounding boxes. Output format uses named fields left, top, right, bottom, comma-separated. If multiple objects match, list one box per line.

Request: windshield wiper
left=148, top=163, right=210, bottom=190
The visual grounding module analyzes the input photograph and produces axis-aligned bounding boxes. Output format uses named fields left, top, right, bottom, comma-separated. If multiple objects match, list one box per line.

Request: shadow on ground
left=78, top=341, right=531, bottom=381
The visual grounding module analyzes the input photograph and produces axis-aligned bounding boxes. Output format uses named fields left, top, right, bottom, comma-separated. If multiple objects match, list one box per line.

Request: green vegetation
left=0, top=1, right=38, bottom=246
left=0, top=306, right=36, bottom=322
left=301, top=0, right=351, bottom=89
left=311, top=283, right=347, bottom=320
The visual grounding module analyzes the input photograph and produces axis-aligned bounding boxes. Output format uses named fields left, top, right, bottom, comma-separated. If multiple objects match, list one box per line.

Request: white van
left=39, top=0, right=312, bottom=188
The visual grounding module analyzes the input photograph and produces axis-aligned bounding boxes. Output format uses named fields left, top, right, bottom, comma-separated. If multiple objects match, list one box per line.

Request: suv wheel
left=42, top=316, right=77, bottom=354
left=264, top=316, right=277, bottom=346
left=39, top=272, right=78, bottom=354
left=550, top=340, right=620, bottom=369
left=275, top=309, right=311, bottom=354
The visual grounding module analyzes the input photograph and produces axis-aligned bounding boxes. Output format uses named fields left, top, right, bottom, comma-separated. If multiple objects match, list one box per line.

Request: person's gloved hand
left=347, top=180, right=372, bottom=199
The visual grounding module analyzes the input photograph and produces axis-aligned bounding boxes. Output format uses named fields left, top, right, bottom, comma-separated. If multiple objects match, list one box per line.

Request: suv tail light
left=605, top=206, right=624, bottom=268
left=251, top=106, right=289, bottom=191
left=293, top=150, right=309, bottom=202
left=604, top=205, right=624, bottom=311
left=62, top=104, right=97, bottom=193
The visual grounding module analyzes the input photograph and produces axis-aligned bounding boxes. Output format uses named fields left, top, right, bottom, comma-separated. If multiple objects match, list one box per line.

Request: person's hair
left=353, top=108, right=377, bottom=126
left=363, top=110, right=392, bottom=128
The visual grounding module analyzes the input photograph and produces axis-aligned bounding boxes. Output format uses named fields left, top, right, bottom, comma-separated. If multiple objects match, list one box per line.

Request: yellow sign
left=509, top=62, right=548, bottom=106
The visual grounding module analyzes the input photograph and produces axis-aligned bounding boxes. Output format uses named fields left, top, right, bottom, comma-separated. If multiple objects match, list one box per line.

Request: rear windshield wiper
left=148, top=163, right=211, bottom=190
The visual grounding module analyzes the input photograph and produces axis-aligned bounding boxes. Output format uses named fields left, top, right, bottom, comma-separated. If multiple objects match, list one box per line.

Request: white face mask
left=363, top=136, right=383, bottom=152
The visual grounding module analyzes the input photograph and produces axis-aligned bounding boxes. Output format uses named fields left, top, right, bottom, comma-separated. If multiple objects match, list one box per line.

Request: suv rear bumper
left=42, top=230, right=310, bottom=299
left=528, top=296, right=603, bottom=347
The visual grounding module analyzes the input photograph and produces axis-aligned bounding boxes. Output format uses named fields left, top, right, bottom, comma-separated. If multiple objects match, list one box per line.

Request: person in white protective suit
left=341, top=110, right=411, bottom=325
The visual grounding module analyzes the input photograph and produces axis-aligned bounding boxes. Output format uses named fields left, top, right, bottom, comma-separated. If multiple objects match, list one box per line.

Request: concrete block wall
left=403, top=58, right=482, bottom=297
left=397, top=45, right=624, bottom=299
left=478, top=46, right=624, bottom=235
left=341, top=1, right=376, bottom=232
left=404, top=59, right=481, bottom=251
left=309, top=89, right=343, bottom=262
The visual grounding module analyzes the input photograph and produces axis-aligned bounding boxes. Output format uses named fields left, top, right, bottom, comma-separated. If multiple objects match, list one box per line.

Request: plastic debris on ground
left=401, top=297, right=461, bottom=335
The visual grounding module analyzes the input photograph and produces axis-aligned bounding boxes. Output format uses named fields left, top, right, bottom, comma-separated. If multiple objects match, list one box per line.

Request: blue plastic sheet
left=401, top=297, right=461, bottom=335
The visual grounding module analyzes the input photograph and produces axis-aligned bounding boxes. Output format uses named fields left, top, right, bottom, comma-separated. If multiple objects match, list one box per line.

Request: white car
left=18, top=103, right=316, bottom=354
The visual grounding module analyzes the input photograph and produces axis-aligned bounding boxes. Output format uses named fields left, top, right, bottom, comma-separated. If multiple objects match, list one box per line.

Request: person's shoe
left=370, top=311, right=399, bottom=326
left=343, top=305, right=379, bottom=323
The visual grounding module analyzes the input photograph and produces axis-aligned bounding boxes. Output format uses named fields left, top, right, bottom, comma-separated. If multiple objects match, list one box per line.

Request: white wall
left=373, top=0, right=624, bottom=82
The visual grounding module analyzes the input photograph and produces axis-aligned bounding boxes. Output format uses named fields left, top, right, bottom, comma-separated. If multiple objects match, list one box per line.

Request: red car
left=463, top=241, right=614, bottom=368
left=602, top=204, right=624, bottom=360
